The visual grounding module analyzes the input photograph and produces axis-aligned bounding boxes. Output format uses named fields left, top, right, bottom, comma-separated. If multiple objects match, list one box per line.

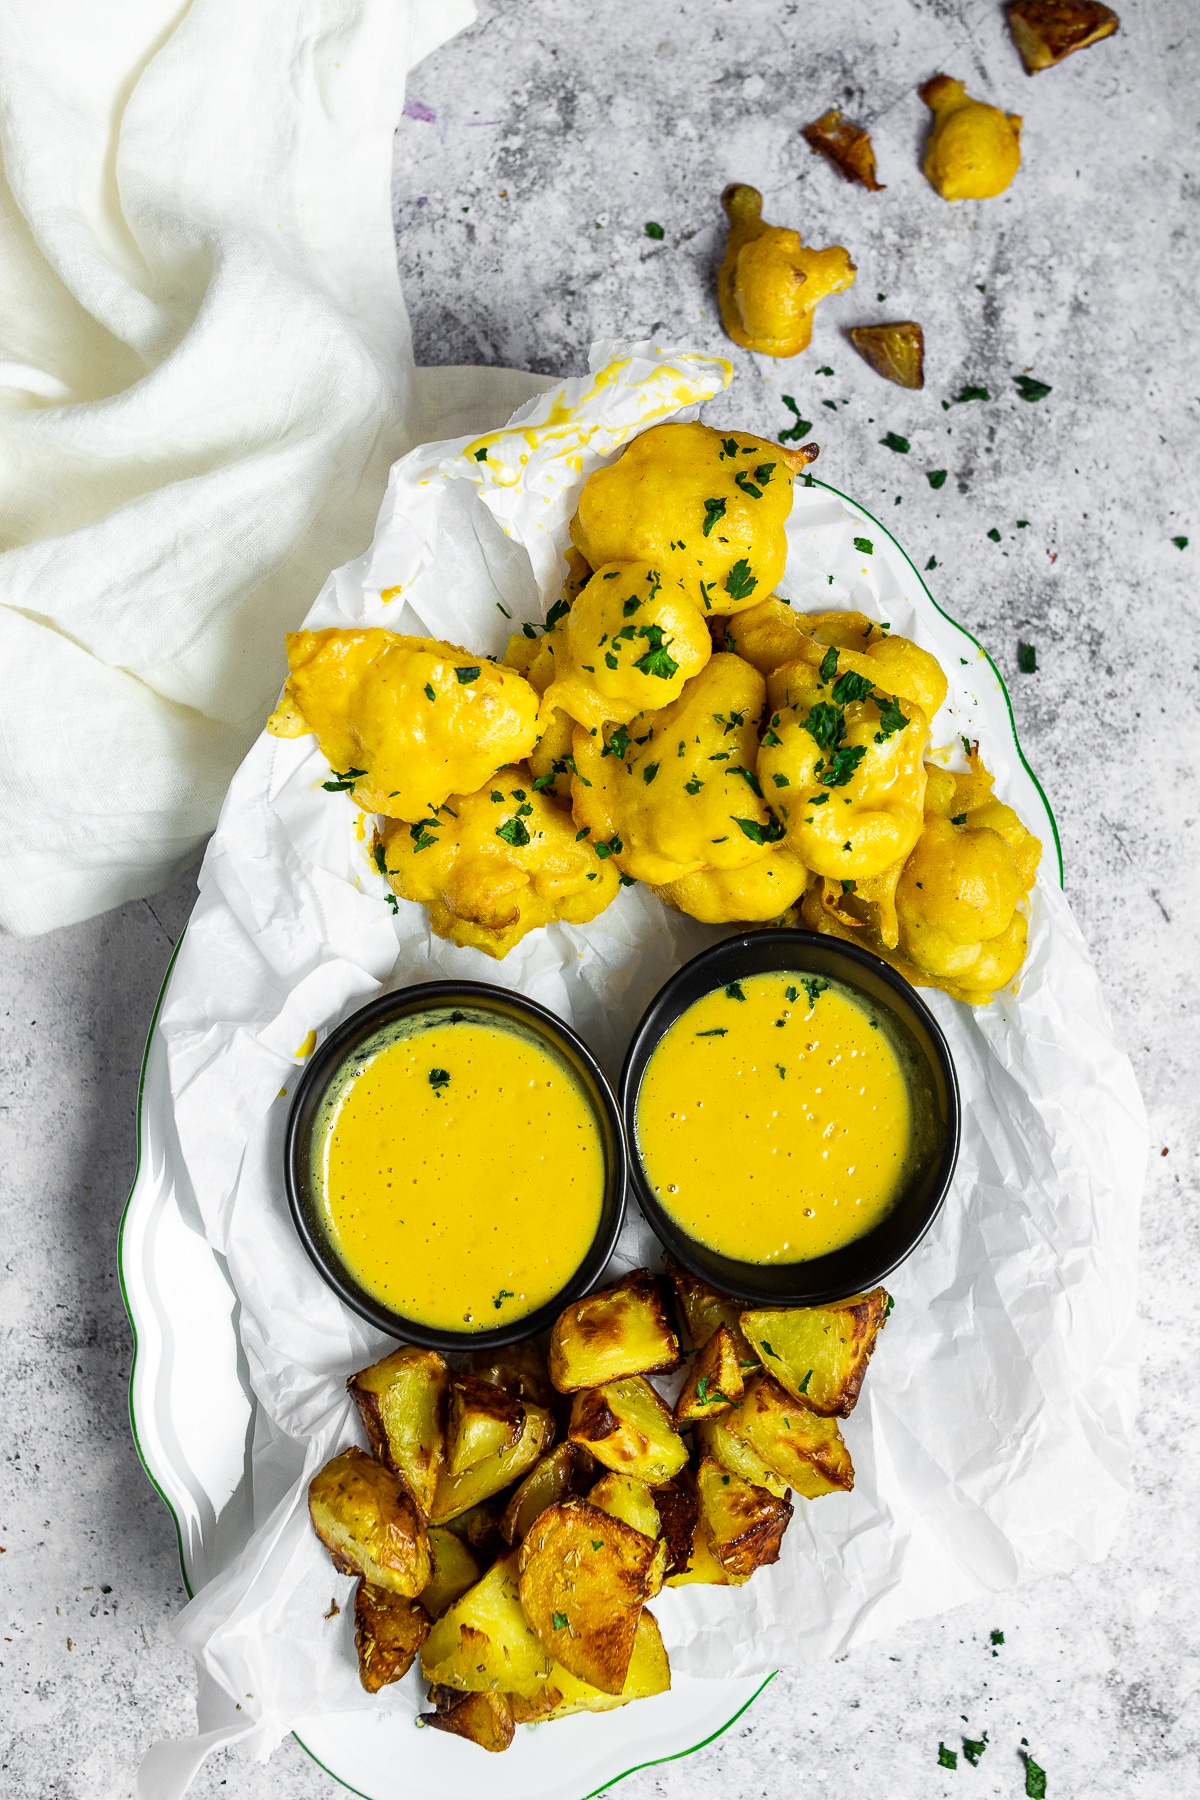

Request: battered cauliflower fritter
left=718, top=184, right=857, bottom=358
left=920, top=75, right=1022, bottom=202
left=542, top=562, right=712, bottom=730
left=727, top=603, right=948, bottom=720
left=653, top=847, right=810, bottom=925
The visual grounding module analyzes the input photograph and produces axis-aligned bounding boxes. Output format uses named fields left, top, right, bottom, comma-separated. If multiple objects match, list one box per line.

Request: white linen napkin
left=0, top=0, right=550, bottom=937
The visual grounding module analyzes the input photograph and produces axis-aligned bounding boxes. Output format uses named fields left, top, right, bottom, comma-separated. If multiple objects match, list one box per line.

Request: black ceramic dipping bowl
left=285, top=981, right=627, bottom=1352
left=619, top=930, right=959, bottom=1307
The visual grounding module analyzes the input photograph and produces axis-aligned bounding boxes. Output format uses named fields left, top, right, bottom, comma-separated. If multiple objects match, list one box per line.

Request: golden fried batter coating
left=542, top=563, right=712, bottom=730
left=728, top=603, right=948, bottom=721
left=379, top=766, right=620, bottom=958
left=718, top=183, right=856, bottom=359
left=920, top=75, right=1022, bottom=202
left=268, top=629, right=540, bottom=822
left=653, top=847, right=810, bottom=924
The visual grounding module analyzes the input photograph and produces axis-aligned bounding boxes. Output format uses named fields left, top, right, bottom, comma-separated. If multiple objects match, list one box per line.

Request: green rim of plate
left=116, top=486, right=1062, bottom=1792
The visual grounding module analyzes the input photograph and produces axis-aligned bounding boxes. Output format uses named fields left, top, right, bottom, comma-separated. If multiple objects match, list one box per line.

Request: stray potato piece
left=1006, top=0, right=1118, bottom=72
left=309, top=1448, right=431, bottom=1597
left=429, top=1404, right=554, bottom=1525
left=739, top=1290, right=889, bottom=1417
left=723, top=1376, right=855, bottom=1498
left=694, top=1415, right=791, bottom=1501
left=673, top=1324, right=746, bottom=1426
left=421, top=1529, right=481, bottom=1619
left=920, top=75, right=1022, bottom=202
left=664, top=1253, right=760, bottom=1368
left=549, top=1268, right=681, bottom=1393
left=354, top=1580, right=430, bottom=1692
left=569, top=1378, right=690, bottom=1485
left=518, top=1499, right=657, bottom=1693
left=501, top=1441, right=595, bottom=1547
left=510, top=1611, right=671, bottom=1721
left=421, top=1550, right=553, bottom=1697
left=719, top=183, right=857, bottom=358
left=696, top=1459, right=793, bottom=1585
left=421, top=1686, right=515, bottom=1753
left=850, top=322, right=925, bottom=391
left=651, top=1477, right=700, bottom=1578
left=347, top=1346, right=449, bottom=1518
left=801, top=109, right=885, bottom=191
left=446, top=1376, right=524, bottom=1476
left=467, top=1341, right=554, bottom=1410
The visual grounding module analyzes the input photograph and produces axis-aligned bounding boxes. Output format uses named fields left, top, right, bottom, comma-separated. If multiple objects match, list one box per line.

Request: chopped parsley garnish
left=730, top=765, right=763, bottom=797
left=853, top=536, right=873, bottom=555
left=937, top=1744, right=958, bottom=1769
left=605, top=650, right=619, bottom=669
left=695, top=1374, right=729, bottom=1405
left=821, top=743, right=867, bottom=787
left=720, top=437, right=739, bottom=459
left=801, top=976, right=829, bottom=1006
left=495, top=601, right=511, bottom=617
left=990, top=1628, right=1005, bottom=1649
left=544, top=597, right=571, bottom=630
left=778, top=395, right=813, bottom=442
left=643, top=762, right=660, bottom=784
left=725, top=981, right=746, bottom=1001
left=372, top=841, right=388, bottom=875
left=633, top=624, right=679, bottom=680
left=761, top=727, right=782, bottom=747
left=1172, top=535, right=1189, bottom=550
left=685, top=776, right=704, bottom=794
left=927, top=469, right=947, bottom=489
left=776, top=1063, right=786, bottom=1078
left=493, top=1288, right=514, bottom=1308
left=622, top=596, right=642, bottom=617
left=841, top=878, right=855, bottom=893
left=831, top=669, right=876, bottom=706
left=760, top=1341, right=779, bottom=1358
left=594, top=835, right=622, bottom=859
left=772, top=772, right=790, bottom=787
left=1018, top=641, right=1038, bottom=673
left=496, top=817, right=531, bottom=847
left=754, top=462, right=776, bottom=484
left=428, top=1068, right=450, bottom=1091
left=785, top=985, right=798, bottom=1002
left=551, top=1611, right=570, bottom=1630
left=954, top=384, right=990, bottom=402
left=874, top=697, right=909, bottom=742
left=644, top=221, right=664, bottom=239
left=881, top=431, right=910, bottom=453
left=724, top=559, right=758, bottom=602
left=1013, top=374, right=1051, bottom=402
left=522, top=621, right=538, bottom=639
left=963, top=1736, right=988, bottom=1766
left=702, top=497, right=726, bottom=536
left=818, top=646, right=839, bottom=683
left=733, top=813, right=785, bottom=844
left=987, top=527, right=1002, bottom=542
left=798, top=1369, right=813, bottom=1392
left=696, top=1027, right=728, bottom=1037
left=455, top=665, right=480, bottom=683
left=951, top=812, right=967, bottom=825
left=603, top=725, right=631, bottom=761
left=804, top=701, right=845, bottom=752
left=423, top=683, right=436, bottom=702
left=473, top=447, right=488, bottom=461
left=1023, top=1753, right=1047, bottom=1798
left=618, top=872, right=637, bottom=886
left=884, top=1293, right=894, bottom=1316
left=734, top=470, right=763, bottom=498
left=384, top=892, right=398, bottom=913
left=962, top=734, right=973, bottom=756
left=926, top=555, right=937, bottom=571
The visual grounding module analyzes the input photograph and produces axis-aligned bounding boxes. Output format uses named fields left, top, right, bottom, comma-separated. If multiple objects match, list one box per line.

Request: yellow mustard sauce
left=317, top=1014, right=604, bottom=1330
left=636, top=972, right=914, bottom=1263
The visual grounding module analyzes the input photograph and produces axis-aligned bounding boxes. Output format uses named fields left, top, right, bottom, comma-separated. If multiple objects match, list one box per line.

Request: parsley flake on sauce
left=801, top=976, right=829, bottom=1006
left=702, top=497, right=727, bottom=536
left=493, top=1288, right=515, bottom=1308
left=821, top=743, right=867, bottom=787
left=634, top=624, right=679, bottom=680
left=423, top=683, right=436, bottom=702
left=733, top=813, right=785, bottom=845
left=496, top=817, right=531, bottom=848
left=725, top=981, right=746, bottom=1002
left=831, top=669, right=875, bottom=706
left=696, top=1027, right=728, bottom=1037
left=874, top=698, right=909, bottom=743
left=798, top=1369, right=813, bottom=1393
left=428, top=1068, right=450, bottom=1092
left=734, top=470, right=763, bottom=499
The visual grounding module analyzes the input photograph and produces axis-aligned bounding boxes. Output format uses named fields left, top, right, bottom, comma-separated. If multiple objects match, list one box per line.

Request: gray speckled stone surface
left=2, top=1, right=1198, bottom=1794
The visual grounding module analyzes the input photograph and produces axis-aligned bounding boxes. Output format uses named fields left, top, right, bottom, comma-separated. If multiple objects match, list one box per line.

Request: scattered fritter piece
left=1006, top=0, right=1118, bottom=73
left=721, top=1375, right=855, bottom=1498
left=308, top=1447, right=431, bottom=1597
left=694, top=1414, right=791, bottom=1502
left=267, top=628, right=540, bottom=821
left=467, top=1339, right=555, bottom=1411
left=739, top=1291, right=890, bottom=1417
left=429, top=1404, right=555, bottom=1525
left=695, top=1458, right=793, bottom=1585
left=421, top=1551, right=552, bottom=1697
left=549, top=1268, right=681, bottom=1393
left=569, top=1377, right=690, bottom=1485
left=673, top=1323, right=746, bottom=1426
left=510, top=1611, right=670, bottom=1721
left=445, top=1376, right=524, bottom=1476
left=518, top=1499, right=658, bottom=1693
left=542, top=562, right=713, bottom=731
left=801, top=109, right=885, bottom=191
left=663, top=1253, right=759, bottom=1368
left=421, top=1529, right=481, bottom=1619
left=719, top=183, right=857, bottom=358
left=850, top=321, right=925, bottom=390
left=501, top=1442, right=595, bottom=1547
left=347, top=1346, right=449, bottom=1517
left=420, top=1686, right=515, bottom=1753
left=570, top=420, right=810, bottom=618
left=354, top=1580, right=430, bottom=1692
left=653, top=844, right=810, bottom=924
left=378, top=764, right=620, bottom=959
left=920, top=75, right=1022, bottom=202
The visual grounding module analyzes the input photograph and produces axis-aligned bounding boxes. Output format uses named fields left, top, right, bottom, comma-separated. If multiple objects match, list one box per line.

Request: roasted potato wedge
left=518, top=1499, right=658, bottom=1694
left=850, top=322, right=925, bottom=391
left=510, top=1611, right=670, bottom=1721
left=588, top=1472, right=662, bottom=1542
left=664, top=1514, right=730, bottom=1587
left=673, top=1323, right=745, bottom=1426
left=722, top=1376, right=854, bottom=1497
left=467, top=1340, right=554, bottom=1410
left=500, top=1441, right=594, bottom=1547
left=549, top=1268, right=681, bottom=1393
left=420, top=1550, right=553, bottom=1698
left=429, top=1404, right=554, bottom=1525
left=663, top=1254, right=759, bottom=1368
left=651, top=1477, right=700, bottom=1578
left=801, top=108, right=884, bottom=191
left=421, top=1685, right=515, bottom=1753
left=308, top=1448, right=431, bottom=1597
left=569, top=1378, right=689, bottom=1485
left=695, top=1414, right=791, bottom=1501
left=696, top=1458, right=793, bottom=1585
left=1006, top=0, right=1118, bottom=73
left=446, top=1376, right=524, bottom=1476
left=739, top=1290, right=889, bottom=1416
left=354, top=1580, right=430, bottom=1692
left=421, top=1528, right=480, bottom=1619
left=347, top=1347, right=449, bottom=1517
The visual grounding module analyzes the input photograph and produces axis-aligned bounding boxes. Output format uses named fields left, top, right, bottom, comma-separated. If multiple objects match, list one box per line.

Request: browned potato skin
left=467, top=1340, right=554, bottom=1410
left=850, top=322, right=925, bottom=391
left=354, top=1580, right=430, bottom=1692
left=651, top=1476, right=700, bottom=1578
left=421, top=1529, right=481, bottom=1618
left=429, top=1404, right=555, bottom=1525
left=739, top=1289, right=890, bottom=1417
left=518, top=1499, right=657, bottom=1694
left=421, top=1686, right=515, bottom=1753
left=723, top=1375, right=855, bottom=1497
left=568, top=1377, right=689, bottom=1484
left=500, top=1441, right=595, bottom=1546
left=445, top=1375, right=524, bottom=1475
left=309, top=1448, right=431, bottom=1596
left=347, top=1346, right=449, bottom=1517
left=662, top=1253, right=760, bottom=1369
left=549, top=1268, right=681, bottom=1393
left=673, top=1323, right=746, bottom=1426
left=801, top=109, right=885, bottom=191
left=696, top=1458, right=794, bottom=1584
left=1006, top=0, right=1118, bottom=72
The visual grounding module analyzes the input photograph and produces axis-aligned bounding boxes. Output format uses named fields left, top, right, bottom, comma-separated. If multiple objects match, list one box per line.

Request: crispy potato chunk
left=467, top=1340, right=554, bottom=1410
left=501, top=1442, right=595, bottom=1547
left=570, top=421, right=805, bottom=618
left=920, top=75, right=1022, bottom=202
left=569, top=1378, right=690, bottom=1485
left=722, top=1376, right=854, bottom=1497
left=354, top=1580, right=430, bottom=1692
left=696, top=1458, right=793, bottom=1584
left=309, top=1448, right=431, bottom=1596
left=850, top=322, right=925, bottom=391
left=651, top=1476, right=700, bottom=1577
left=588, top=1471, right=662, bottom=1541
left=673, top=1324, right=746, bottom=1426
left=571, top=655, right=777, bottom=888
left=510, top=1611, right=670, bottom=1721
left=445, top=1376, right=524, bottom=1477
left=429, top=1404, right=554, bottom=1525
left=420, top=1550, right=553, bottom=1697
left=663, top=1254, right=760, bottom=1368
left=347, top=1346, right=449, bottom=1517
left=719, top=183, right=857, bottom=359
left=542, top=562, right=713, bottom=731
left=1006, top=0, right=1118, bottom=72
left=664, top=1511, right=731, bottom=1587
left=267, top=629, right=540, bottom=822
left=694, top=1415, right=790, bottom=1501
left=518, top=1499, right=657, bottom=1693
left=739, top=1291, right=889, bottom=1417
left=420, top=1686, right=515, bottom=1753
left=379, top=764, right=619, bottom=959
left=549, top=1268, right=681, bottom=1393
left=421, top=1529, right=480, bottom=1618
left=801, top=110, right=884, bottom=191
